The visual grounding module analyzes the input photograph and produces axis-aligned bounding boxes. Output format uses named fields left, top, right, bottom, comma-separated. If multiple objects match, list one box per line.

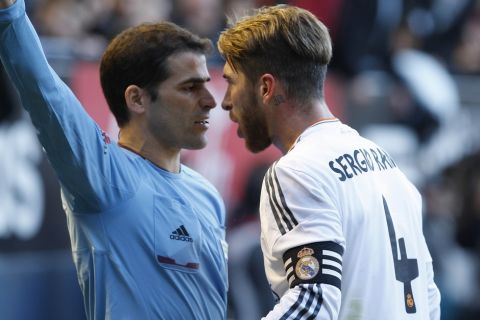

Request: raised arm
left=0, top=0, right=136, bottom=212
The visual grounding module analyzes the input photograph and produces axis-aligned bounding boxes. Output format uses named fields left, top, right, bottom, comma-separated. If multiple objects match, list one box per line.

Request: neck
left=272, top=99, right=335, bottom=154
left=118, top=126, right=181, bottom=173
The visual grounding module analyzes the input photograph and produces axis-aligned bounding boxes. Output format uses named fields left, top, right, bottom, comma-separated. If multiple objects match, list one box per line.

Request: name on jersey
left=328, top=147, right=396, bottom=181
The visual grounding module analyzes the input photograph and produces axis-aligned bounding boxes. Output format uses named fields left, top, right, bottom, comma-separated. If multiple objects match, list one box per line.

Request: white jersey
left=260, top=119, right=440, bottom=320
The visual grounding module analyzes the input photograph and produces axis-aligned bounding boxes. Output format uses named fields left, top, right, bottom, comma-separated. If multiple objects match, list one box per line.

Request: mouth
left=194, top=119, right=210, bottom=131
left=229, top=113, right=238, bottom=124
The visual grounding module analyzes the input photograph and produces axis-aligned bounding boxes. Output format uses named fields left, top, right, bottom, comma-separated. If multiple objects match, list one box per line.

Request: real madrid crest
left=406, top=293, right=415, bottom=308
left=295, top=247, right=320, bottom=280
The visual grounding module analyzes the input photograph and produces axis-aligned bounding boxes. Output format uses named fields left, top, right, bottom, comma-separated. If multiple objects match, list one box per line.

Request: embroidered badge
left=102, top=131, right=111, bottom=144
left=406, top=293, right=415, bottom=308
left=295, top=247, right=320, bottom=280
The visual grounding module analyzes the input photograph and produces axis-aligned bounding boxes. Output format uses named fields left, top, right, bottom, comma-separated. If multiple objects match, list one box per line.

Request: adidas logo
left=170, top=225, right=193, bottom=242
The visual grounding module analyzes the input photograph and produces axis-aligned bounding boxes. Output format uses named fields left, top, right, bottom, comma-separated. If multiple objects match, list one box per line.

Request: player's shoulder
left=276, top=122, right=354, bottom=172
left=288, top=121, right=362, bottom=158
left=270, top=151, right=325, bottom=189
left=274, top=121, right=390, bottom=185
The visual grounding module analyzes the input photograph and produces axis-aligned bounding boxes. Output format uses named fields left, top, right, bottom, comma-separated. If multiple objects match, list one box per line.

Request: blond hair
left=218, top=5, right=332, bottom=101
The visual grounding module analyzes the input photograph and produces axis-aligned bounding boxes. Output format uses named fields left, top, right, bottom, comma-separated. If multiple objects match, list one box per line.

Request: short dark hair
left=100, top=22, right=212, bottom=127
left=218, top=5, right=332, bottom=103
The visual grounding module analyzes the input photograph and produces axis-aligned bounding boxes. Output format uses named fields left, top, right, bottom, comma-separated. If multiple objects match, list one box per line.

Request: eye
left=183, top=83, right=202, bottom=92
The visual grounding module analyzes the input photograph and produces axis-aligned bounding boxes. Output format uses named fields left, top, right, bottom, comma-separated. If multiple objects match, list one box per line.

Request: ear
left=125, top=85, right=148, bottom=115
left=259, top=73, right=276, bottom=105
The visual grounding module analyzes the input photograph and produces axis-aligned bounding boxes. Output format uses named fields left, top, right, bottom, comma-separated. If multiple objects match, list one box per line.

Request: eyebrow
left=179, top=77, right=211, bottom=85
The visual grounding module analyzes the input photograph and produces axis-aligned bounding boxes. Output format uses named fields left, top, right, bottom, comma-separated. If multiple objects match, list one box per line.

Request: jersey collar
left=288, top=118, right=339, bottom=153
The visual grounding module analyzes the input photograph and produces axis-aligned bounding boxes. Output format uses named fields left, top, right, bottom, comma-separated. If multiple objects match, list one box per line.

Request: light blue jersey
left=0, top=1, right=228, bottom=319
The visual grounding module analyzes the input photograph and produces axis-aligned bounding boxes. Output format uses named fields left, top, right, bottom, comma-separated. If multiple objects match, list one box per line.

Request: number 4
left=383, top=196, right=419, bottom=314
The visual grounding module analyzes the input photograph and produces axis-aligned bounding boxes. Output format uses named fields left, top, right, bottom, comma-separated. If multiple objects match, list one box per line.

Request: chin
left=185, top=138, right=208, bottom=150
left=246, top=138, right=271, bottom=153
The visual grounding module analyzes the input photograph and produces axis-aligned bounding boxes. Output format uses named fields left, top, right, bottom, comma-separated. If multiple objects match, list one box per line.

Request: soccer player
left=218, top=5, right=441, bottom=319
left=0, top=0, right=228, bottom=319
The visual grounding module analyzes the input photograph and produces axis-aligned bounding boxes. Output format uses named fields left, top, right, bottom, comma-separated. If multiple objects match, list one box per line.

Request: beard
left=240, top=104, right=272, bottom=153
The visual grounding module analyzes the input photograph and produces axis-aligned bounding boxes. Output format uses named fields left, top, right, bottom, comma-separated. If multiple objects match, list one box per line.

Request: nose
left=221, top=91, right=232, bottom=111
left=201, top=88, right=216, bottom=110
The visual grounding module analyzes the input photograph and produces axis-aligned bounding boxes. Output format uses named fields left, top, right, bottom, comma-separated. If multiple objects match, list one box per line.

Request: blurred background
left=1, top=0, right=479, bottom=319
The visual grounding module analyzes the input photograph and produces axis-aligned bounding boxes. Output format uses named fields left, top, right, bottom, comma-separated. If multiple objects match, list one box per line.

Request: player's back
left=285, top=120, right=439, bottom=319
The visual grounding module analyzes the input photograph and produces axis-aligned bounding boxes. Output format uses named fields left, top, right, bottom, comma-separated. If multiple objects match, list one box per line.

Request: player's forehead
left=222, top=62, right=241, bottom=82
left=165, top=51, right=210, bottom=84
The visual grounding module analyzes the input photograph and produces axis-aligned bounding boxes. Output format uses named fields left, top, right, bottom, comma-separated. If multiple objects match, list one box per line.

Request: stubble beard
left=183, top=137, right=207, bottom=150
left=182, top=129, right=208, bottom=150
left=242, top=108, right=271, bottom=153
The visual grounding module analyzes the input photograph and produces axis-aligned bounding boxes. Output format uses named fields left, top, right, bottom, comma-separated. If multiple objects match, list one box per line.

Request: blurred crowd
left=1, top=0, right=480, bottom=319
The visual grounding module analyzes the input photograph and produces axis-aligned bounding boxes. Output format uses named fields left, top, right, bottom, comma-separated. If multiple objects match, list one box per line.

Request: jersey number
left=383, top=196, right=418, bottom=314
